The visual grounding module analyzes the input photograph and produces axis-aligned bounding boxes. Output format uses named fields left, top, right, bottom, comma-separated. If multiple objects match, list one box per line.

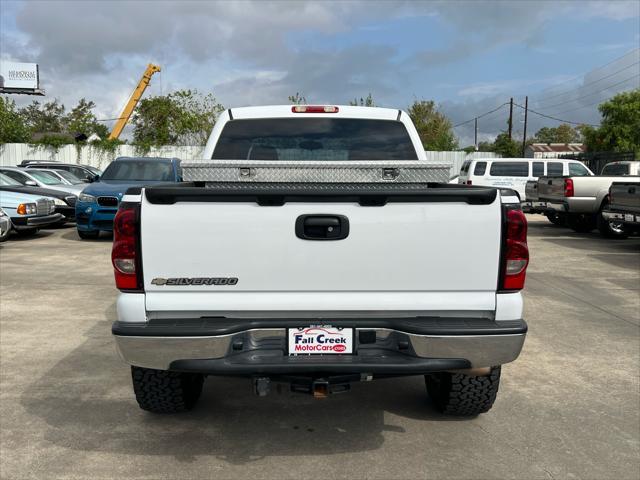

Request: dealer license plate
left=288, top=326, right=353, bottom=355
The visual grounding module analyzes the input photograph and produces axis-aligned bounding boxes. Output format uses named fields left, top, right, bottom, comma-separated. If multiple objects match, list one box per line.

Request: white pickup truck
left=110, top=105, right=529, bottom=416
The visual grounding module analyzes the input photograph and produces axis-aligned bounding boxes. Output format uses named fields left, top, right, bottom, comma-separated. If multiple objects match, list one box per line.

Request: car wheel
left=545, top=212, right=566, bottom=226
left=597, top=201, right=628, bottom=239
left=131, top=366, right=204, bottom=414
left=566, top=214, right=596, bottom=233
left=77, top=229, right=100, bottom=239
left=426, top=366, right=501, bottom=416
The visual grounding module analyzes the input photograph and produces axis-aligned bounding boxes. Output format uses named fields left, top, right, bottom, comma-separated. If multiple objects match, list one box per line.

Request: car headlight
left=53, top=198, right=67, bottom=206
left=17, top=203, right=36, bottom=215
left=79, top=193, right=96, bottom=203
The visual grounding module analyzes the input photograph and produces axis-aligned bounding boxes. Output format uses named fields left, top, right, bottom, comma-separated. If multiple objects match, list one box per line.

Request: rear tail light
left=564, top=178, right=574, bottom=197
left=500, top=207, right=529, bottom=291
left=466, top=180, right=472, bottom=185
left=292, top=105, right=339, bottom=113
left=112, top=203, right=142, bottom=291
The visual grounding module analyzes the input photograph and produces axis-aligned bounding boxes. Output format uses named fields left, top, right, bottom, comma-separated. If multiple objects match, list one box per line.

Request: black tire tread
left=545, top=212, right=565, bottom=226
left=426, top=366, right=501, bottom=416
left=131, top=366, right=204, bottom=414
left=566, top=214, right=596, bottom=233
left=77, top=229, right=99, bottom=239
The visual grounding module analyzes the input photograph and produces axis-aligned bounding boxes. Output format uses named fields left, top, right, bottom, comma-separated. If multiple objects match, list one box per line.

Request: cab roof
left=227, top=105, right=403, bottom=121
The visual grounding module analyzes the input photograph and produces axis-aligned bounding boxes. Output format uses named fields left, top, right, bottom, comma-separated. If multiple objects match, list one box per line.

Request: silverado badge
left=151, top=277, right=238, bottom=286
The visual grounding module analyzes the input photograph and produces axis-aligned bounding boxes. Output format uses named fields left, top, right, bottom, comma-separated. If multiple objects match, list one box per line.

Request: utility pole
left=521, top=96, right=529, bottom=157
left=508, top=97, right=513, bottom=140
left=474, top=117, right=478, bottom=151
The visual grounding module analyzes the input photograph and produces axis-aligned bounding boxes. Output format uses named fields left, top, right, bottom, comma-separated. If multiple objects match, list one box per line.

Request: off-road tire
left=545, top=212, right=566, bottom=226
left=131, top=366, right=204, bottom=414
left=597, top=201, right=628, bottom=239
left=426, top=366, right=501, bottom=416
left=77, top=229, right=99, bottom=239
left=566, top=214, right=596, bottom=233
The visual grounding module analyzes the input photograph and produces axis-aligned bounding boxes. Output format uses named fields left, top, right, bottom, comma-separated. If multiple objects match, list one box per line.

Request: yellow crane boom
left=108, top=63, right=161, bottom=140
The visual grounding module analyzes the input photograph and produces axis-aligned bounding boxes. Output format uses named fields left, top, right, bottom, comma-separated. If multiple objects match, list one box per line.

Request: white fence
left=0, top=143, right=500, bottom=176
left=0, top=144, right=204, bottom=169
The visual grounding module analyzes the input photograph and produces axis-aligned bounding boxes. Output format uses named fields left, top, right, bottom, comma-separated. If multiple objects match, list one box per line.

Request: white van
left=458, top=158, right=593, bottom=200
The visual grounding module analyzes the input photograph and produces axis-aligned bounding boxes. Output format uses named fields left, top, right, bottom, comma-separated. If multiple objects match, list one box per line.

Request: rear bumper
left=112, top=318, right=527, bottom=373
left=602, top=209, right=640, bottom=225
left=544, top=197, right=594, bottom=214
left=522, top=200, right=547, bottom=213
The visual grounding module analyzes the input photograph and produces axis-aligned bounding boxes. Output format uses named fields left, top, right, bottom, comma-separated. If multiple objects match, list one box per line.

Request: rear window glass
left=489, top=162, right=529, bottom=177
left=55, top=170, right=84, bottom=184
left=547, top=162, right=563, bottom=176
left=212, top=118, right=418, bottom=160
left=532, top=162, right=544, bottom=177
left=473, top=161, right=487, bottom=176
left=101, top=160, right=174, bottom=181
left=601, top=163, right=629, bottom=175
left=460, top=161, right=471, bottom=174
left=569, top=163, right=590, bottom=176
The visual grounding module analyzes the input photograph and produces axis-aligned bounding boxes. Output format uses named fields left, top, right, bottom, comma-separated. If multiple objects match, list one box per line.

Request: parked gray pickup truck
left=602, top=182, right=640, bottom=236
left=537, top=161, right=640, bottom=237
left=522, top=179, right=565, bottom=225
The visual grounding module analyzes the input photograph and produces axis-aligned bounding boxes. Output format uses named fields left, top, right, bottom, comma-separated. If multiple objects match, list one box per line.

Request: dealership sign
left=0, top=61, right=42, bottom=94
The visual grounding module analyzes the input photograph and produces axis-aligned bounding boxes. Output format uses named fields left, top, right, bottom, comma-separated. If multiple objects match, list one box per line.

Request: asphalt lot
left=1, top=215, right=638, bottom=480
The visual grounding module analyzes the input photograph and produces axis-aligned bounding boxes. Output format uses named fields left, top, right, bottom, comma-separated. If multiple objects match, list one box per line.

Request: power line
left=532, top=48, right=639, bottom=99
left=536, top=61, right=640, bottom=106
left=513, top=102, right=599, bottom=127
left=552, top=98, right=605, bottom=116
left=452, top=102, right=509, bottom=128
left=535, top=74, right=640, bottom=111
left=553, top=84, right=639, bottom=116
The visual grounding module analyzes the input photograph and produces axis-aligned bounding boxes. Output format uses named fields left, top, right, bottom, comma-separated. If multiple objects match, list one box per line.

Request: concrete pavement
left=0, top=216, right=638, bottom=479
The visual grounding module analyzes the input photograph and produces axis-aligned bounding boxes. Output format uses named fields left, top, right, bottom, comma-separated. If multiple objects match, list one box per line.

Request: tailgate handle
left=547, top=180, right=553, bottom=185
left=629, top=187, right=636, bottom=194
left=295, top=215, right=349, bottom=240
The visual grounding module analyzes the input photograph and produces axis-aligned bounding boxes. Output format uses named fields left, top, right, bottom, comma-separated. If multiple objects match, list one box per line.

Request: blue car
left=76, top=157, right=181, bottom=239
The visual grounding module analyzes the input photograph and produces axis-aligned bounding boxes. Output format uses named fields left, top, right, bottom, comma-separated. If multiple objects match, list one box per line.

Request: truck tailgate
left=537, top=177, right=565, bottom=201
left=140, top=186, right=502, bottom=314
left=610, top=182, right=640, bottom=214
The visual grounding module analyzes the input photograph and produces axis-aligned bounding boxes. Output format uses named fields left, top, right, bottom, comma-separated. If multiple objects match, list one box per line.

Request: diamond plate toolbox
left=182, top=160, right=450, bottom=184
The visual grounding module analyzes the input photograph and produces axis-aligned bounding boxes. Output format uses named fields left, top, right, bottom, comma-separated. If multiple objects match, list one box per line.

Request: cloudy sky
left=1, top=0, right=639, bottom=145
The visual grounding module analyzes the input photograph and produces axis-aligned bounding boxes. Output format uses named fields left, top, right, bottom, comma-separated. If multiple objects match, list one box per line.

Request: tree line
left=1, top=88, right=638, bottom=156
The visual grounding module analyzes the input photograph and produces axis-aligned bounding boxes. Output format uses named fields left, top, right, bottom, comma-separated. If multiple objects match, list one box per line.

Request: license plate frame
left=624, top=214, right=634, bottom=222
left=287, top=325, right=354, bottom=355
